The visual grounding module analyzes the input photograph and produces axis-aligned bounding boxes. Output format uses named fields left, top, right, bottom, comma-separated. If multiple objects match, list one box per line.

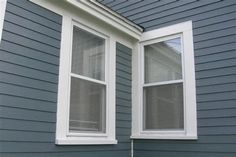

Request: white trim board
left=140, top=21, right=193, bottom=42
left=30, top=0, right=136, bottom=48
left=0, top=0, right=7, bottom=43
left=89, top=0, right=143, bottom=32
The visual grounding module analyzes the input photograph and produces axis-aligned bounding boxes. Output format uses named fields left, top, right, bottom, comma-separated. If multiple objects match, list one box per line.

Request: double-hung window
left=143, top=35, right=184, bottom=131
left=70, top=26, right=106, bottom=134
left=132, top=21, right=197, bottom=139
left=56, top=20, right=116, bottom=145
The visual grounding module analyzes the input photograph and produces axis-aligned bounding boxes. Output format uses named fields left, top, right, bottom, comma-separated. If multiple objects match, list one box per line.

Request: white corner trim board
left=0, top=0, right=7, bottom=43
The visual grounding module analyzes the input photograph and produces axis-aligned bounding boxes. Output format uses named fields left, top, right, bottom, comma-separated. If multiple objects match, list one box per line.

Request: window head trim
left=132, top=21, right=197, bottom=140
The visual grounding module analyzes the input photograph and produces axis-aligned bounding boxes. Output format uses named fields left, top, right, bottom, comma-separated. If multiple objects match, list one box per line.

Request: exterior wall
left=1, top=0, right=236, bottom=156
left=100, top=0, right=236, bottom=156
left=0, top=0, right=132, bottom=156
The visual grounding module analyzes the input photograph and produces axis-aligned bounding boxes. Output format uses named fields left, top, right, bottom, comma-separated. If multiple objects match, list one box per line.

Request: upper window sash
left=142, top=34, right=184, bottom=85
left=70, top=22, right=109, bottom=83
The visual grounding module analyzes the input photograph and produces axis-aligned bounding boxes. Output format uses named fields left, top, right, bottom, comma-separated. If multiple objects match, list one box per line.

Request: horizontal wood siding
left=0, top=0, right=132, bottom=156
left=99, top=0, right=236, bottom=156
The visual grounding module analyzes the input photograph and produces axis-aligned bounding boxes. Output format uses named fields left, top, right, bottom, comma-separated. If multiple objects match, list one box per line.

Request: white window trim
left=56, top=16, right=117, bottom=145
left=0, top=0, right=7, bottom=43
left=131, top=21, right=197, bottom=140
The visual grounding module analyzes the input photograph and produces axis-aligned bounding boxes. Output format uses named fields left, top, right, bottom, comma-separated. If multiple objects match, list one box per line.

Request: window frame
left=56, top=18, right=116, bottom=145
left=132, top=21, right=197, bottom=140
left=68, top=22, right=108, bottom=136
left=142, top=34, right=185, bottom=132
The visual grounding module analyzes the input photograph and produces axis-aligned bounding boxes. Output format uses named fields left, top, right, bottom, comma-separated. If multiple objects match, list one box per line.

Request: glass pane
left=144, top=83, right=184, bottom=130
left=69, top=77, right=106, bottom=133
left=71, top=26, right=105, bottom=81
left=145, top=37, right=182, bottom=83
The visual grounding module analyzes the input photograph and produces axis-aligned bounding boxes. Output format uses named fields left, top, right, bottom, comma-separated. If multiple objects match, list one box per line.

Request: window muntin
left=143, top=36, right=184, bottom=131
left=68, top=26, right=107, bottom=134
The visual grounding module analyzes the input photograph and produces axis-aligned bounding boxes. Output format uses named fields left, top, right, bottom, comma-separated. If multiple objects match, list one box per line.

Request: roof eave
left=66, top=0, right=143, bottom=40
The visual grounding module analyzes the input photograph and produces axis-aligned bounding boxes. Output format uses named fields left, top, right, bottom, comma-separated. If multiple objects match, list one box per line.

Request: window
left=56, top=20, right=116, bottom=145
left=132, top=21, right=197, bottom=139
left=0, top=0, right=7, bottom=43
left=69, top=26, right=106, bottom=133
left=144, top=36, right=184, bottom=131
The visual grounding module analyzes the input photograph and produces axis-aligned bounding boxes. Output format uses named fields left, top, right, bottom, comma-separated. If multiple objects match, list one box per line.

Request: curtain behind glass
left=71, top=26, right=105, bottom=81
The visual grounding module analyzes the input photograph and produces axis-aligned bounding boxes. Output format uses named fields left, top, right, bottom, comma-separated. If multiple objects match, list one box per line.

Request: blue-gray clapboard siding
left=99, top=0, right=236, bottom=156
left=0, top=0, right=132, bottom=156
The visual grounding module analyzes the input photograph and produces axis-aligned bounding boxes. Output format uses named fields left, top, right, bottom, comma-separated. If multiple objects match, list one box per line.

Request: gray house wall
left=0, top=0, right=132, bottom=156
left=99, top=0, right=236, bottom=157
left=1, top=0, right=236, bottom=157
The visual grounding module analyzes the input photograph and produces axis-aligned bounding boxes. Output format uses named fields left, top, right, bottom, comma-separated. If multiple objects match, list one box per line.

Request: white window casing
left=132, top=21, right=197, bottom=140
left=56, top=17, right=116, bottom=145
left=0, top=0, right=7, bottom=43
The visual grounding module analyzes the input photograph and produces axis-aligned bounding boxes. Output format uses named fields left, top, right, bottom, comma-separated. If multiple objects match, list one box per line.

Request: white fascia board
left=89, top=0, right=143, bottom=32
left=66, top=0, right=143, bottom=40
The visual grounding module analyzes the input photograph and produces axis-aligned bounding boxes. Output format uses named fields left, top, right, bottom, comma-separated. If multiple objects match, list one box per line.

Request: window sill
left=131, top=135, right=198, bottom=140
left=56, top=138, right=118, bottom=145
